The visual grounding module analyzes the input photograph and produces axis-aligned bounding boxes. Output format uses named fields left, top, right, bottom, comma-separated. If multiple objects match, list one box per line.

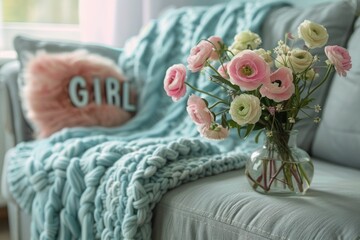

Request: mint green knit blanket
left=7, top=1, right=287, bottom=239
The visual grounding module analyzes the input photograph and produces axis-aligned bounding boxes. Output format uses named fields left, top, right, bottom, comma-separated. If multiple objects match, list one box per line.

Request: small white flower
left=288, top=117, right=296, bottom=123
left=266, top=131, right=273, bottom=137
left=276, top=104, right=283, bottom=112
left=314, top=117, right=321, bottom=123
left=314, top=104, right=322, bottom=113
left=274, top=41, right=290, bottom=55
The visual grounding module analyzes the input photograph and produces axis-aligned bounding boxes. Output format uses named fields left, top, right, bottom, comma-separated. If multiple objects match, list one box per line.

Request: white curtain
left=79, top=0, right=144, bottom=48
left=0, top=0, right=3, bottom=50
left=78, top=0, right=225, bottom=48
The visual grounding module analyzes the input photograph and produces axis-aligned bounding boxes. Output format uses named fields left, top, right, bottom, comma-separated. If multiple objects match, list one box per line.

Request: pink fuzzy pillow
left=23, top=50, right=136, bottom=138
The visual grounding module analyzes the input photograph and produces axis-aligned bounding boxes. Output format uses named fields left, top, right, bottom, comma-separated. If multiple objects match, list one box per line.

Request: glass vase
left=245, top=130, right=314, bottom=195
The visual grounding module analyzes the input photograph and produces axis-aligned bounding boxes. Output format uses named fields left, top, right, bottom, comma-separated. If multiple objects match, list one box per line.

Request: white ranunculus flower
left=305, top=68, right=318, bottom=80
left=229, top=94, right=262, bottom=126
left=288, top=48, right=314, bottom=73
left=229, top=30, right=262, bottom=54
left=254, top=48, right=273, bottom=66
left=275, top=54, right=288, bottom=69
left=298, top=20, right=329, bottom=49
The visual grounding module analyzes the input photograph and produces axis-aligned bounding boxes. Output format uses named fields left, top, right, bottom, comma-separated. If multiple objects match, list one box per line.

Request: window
left=1, top=0, right=80, bottom=52
left=3, top=0, right=79, bottom=24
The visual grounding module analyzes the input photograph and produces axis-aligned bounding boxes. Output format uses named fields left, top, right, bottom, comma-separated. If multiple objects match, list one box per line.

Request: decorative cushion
left=13, top=35, right=124, bottom=136
left=23, top=50, right=136, bottom=138
left=260, top=1, right=356, bottom=152
left=312, top=16, right=360, bottom=169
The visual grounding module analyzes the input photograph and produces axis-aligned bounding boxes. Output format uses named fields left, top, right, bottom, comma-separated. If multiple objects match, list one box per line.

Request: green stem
left=298, top=162, right=313, bottom=186
left=185, top=82, right=225, bottom=102
left=215, top=109, right=230, bottom=116
left=209, top=101, right=228, bottom=109
left=307, top=65, right=333, bottom=97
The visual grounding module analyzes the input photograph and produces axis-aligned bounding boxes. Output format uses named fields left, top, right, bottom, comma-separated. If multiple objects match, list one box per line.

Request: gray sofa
left=1, top=0, right=360, bottom=239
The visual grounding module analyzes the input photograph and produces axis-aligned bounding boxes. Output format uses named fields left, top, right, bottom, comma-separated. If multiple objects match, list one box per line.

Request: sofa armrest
left=0, top=62, right=18, bottom=206
left=2, top=151, right=31, bottom=240
left=0, top=61, right=33, bottom=144
left=0, top=61, right=32, bottom=240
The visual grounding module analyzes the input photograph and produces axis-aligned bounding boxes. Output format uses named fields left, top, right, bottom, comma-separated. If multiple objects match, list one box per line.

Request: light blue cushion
left=312, top=16, right=360, bottom=169
left=260, top=1, right=356, bottom=152
left=153, top=159, right=360, bottom=239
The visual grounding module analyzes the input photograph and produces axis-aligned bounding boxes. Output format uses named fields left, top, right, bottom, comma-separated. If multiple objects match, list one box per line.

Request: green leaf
left=237, top=125, right=242, bottom=138
left=221, top=113, right=228, bottom=128
left=227, top=120, right=239, bottom=128
left=300, top=97, right=314, bottom=108
left=244, top=124, right=255, bottom=139
left=254, top=129, right=264, bottom=143
left=202, top=98, right=209, bottom=107
left=212, top=111, right=216, bottom=121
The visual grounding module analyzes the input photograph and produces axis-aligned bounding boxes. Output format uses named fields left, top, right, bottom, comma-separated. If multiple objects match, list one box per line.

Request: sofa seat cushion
left=153, top=160, right=360, bottom=240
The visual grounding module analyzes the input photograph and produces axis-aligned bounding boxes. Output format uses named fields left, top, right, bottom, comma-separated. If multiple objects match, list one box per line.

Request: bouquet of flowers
left=163, top=20, right=352, bottom=194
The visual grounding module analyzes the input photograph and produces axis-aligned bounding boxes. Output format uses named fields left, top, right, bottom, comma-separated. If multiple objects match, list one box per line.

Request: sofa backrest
left=312, top=14, right=360, bottom=169
left=261, top=0, right=356, bottom=152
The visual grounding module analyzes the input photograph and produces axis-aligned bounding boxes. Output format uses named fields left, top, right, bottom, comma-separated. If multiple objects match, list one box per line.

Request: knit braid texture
left=7, top=1, right=287, bottom=239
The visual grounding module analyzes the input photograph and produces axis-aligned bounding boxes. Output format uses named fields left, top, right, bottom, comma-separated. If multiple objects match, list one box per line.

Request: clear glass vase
left=245, top=130, right=314, bottom=195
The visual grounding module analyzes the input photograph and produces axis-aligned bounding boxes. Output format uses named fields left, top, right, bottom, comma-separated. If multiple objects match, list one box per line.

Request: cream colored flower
left=287, top=48, right=314, bottom=73
left=274, top=40, right=290, bottom=55
left=314, top=117, right=321, bottom=123
left=314, top=104, right=322, bottom=113
left=254, top=48, right=273, bottom=66
left=288, top=117, right=296, bottom=123
left=298, top=20, right=329, bottom=49
left=229, top=30, right=262, bottom=54
left=266, top=131, right=273, bottom=137
left=276, top=104, right=283, bottom=112
left=305, top=68, right=318, bottom=80
left=229, top=94, right=261, bottom=126
left=275, top=54, right=288, bottom=69
left=274, top=41, right=291, bottom=69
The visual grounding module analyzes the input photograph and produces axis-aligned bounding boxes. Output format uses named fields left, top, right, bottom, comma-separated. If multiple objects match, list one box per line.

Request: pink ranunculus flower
left=325, top=45, right=352, bottom=77
left=228, top=50, right=270, bottom=91
left=187, top=40, right=213, bottom=72
left=208, top=36, right=223, bottom=60
left=187, top=95, right=214, bottom=126
left=199, top=123, right=229, bottom=140
left=260, top=67, right=295, bottom=102
left=163, top=64, right=187, bottom=101
left=217, top=62, right=229, bottom=79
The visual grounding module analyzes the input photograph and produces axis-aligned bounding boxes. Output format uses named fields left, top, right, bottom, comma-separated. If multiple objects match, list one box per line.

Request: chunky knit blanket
left=7, top=1, right=287, bottom=239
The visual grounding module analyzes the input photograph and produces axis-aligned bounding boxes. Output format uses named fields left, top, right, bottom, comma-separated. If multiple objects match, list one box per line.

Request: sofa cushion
left=13, top=35, right=122, bottom=136
left=260, top=1, right=356, bottom=152
left=22, top=50, right=135, bottom=138
left=153, top=159, right=360, bottom=239
left=312, top=16, right=360, bottom=169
